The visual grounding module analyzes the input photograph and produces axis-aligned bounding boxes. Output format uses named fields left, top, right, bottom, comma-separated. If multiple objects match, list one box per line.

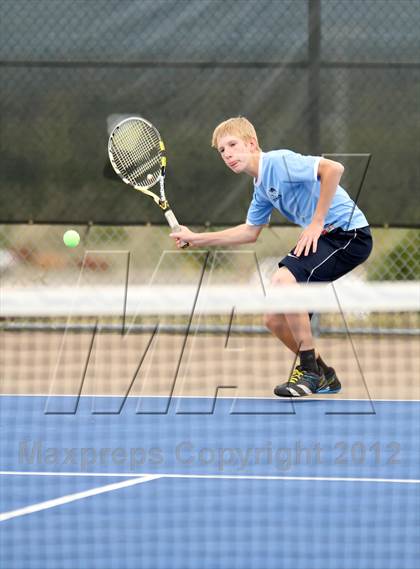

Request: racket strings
left=110, top=121, right=162, bottom=188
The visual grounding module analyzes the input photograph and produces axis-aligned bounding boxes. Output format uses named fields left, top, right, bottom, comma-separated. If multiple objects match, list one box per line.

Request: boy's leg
left=264, top=267, right=314, bottom=353
left=267, top=227, right=372, bottom=397
left=265, top=266, right=341, bottom=397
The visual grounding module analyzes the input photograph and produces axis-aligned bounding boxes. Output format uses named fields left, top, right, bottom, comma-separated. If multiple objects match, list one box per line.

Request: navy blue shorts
left=279, top=226, right=373, bottom=283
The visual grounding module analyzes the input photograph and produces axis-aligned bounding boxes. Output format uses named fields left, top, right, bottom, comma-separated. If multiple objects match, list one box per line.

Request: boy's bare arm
left=170, top=223, right=263, bottom=248
left=294, top=158, right=345, bottom=257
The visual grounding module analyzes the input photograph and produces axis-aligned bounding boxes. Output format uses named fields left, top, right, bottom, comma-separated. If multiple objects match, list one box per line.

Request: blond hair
left=211, top=117, right=260, bottom=149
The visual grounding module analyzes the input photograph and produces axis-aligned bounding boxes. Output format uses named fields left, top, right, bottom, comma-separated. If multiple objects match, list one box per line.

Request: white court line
left=1, top=470, right=419, bottom=484
left=1, top=394, right=419, bottom=402
left=0, top=474, right=161, bottom=522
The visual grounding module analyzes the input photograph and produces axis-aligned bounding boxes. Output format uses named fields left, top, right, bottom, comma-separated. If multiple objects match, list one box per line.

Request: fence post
left=308, top=0, right=321, bottom=153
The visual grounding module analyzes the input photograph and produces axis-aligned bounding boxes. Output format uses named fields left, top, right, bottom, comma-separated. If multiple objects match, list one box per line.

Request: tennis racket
left=108, top=116, right=188, bottom=247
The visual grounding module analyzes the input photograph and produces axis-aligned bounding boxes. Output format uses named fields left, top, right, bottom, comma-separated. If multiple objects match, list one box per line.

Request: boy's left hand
left=294, top=220, right=324, bottom=256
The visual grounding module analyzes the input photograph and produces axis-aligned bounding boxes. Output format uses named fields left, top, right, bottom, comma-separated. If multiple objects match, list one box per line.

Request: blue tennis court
left=1, top=395, right=419, bottom=569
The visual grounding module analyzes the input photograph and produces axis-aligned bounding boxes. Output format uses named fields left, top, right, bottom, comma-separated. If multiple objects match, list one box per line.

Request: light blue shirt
left=246, top=150, right=368, bottom=230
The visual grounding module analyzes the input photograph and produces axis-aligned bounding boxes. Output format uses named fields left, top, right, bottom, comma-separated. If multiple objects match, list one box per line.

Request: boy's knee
left=271, top=267, right=297, bottom=286
left=263, top=313, right=276, bottom=330
left=264, top=312, right=286, bottom=331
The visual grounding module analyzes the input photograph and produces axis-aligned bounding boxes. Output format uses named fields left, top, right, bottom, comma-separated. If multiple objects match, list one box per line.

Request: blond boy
left=170, top=117, right=372, bottom=397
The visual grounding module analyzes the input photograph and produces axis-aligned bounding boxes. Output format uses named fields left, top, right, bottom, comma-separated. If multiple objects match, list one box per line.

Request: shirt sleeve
left=275, top=151, right=321, bottom=183
left=246, top=188, right=273, bottom=226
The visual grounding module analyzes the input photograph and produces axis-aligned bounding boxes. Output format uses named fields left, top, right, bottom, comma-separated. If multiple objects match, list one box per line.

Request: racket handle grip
left=164, top=210, right=189, bottom=248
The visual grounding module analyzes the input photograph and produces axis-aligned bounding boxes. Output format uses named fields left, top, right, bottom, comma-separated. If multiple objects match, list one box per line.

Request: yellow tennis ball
left=63, top=229, right=80, bottom=248
left=147, top=173, right=154, bottom=182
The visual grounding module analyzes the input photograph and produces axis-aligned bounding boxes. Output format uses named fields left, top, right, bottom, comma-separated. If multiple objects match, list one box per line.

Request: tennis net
left=1, top=281, right=419, bottom=401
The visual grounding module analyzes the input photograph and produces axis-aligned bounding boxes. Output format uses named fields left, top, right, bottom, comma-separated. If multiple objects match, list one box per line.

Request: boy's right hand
left=170, top=226, right=197, bottom=248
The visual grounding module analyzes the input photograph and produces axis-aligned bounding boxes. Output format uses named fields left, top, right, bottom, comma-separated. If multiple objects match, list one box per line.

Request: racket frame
left=108, top=116, right=188, bottom=244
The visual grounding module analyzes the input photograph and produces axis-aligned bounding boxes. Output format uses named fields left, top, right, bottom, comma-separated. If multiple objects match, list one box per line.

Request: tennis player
left=170, top=117, right=373, bottom=397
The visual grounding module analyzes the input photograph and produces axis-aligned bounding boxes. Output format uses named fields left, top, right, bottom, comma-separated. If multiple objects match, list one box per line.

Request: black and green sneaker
left=274, top=365, right=341, bottom=398
left=274, top=365, right=322, bottom=397
left=316, top=367, right=341, bottom=394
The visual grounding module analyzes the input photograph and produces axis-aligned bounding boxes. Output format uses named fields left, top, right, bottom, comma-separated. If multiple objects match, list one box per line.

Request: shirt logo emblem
left=268, top=187, right=279, bottom=200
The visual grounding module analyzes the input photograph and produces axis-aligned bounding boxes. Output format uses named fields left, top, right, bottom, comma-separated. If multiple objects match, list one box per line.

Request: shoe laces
left=289, top=365, right=304, bottom=384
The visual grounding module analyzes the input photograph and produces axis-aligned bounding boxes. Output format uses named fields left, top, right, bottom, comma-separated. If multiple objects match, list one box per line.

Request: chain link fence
left=1, top=0, right=419, bottom=226
left=1, top=1, right=419, bottom=289
left=1, top=225, right=418, bottom=290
